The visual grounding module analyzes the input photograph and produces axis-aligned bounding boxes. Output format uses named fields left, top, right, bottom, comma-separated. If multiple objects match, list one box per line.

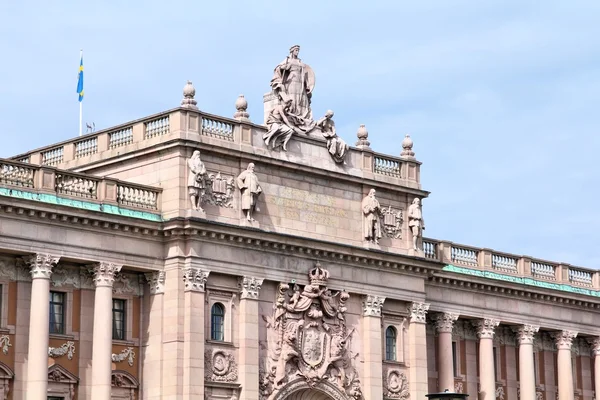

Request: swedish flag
left=76, top=56, right=84, bottom=102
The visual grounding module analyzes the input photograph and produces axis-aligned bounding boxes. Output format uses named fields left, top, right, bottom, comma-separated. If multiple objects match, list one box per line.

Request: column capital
left=88, top=262, right=123, bottom=287
left=362, top=295, right=386, bottom=317
left=144, top=271, right=166, bottom=295
left=183, top=267, right=209, bottom=292
left=24, top=254, right=60, bottom=280
left=552, top=330, right=578, bottom=350
left=512, top=324, right=540, bottom=345
left=239, top=276, right=264, bottom=300
left=472, top=318, right=500, bottom=339
left=408, top=302, right=430, bottom=324
left=432, top=312, right=459, bottom=333
left=587, top=337, right=600, bottom=356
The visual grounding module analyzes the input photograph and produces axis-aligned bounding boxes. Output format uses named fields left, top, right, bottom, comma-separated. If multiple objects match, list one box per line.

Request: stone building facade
left=0, top=49, right=599, bottom=400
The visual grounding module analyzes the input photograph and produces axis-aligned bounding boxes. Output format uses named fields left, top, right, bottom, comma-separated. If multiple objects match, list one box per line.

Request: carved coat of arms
left=260, top=263, right=362, bottom=400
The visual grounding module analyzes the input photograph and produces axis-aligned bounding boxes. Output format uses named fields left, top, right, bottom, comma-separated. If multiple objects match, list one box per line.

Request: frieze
left=383, top=368, right=409, bottom=400
left=260, top=262, right=362, bottom=400
left=204, top=172, right=235, bottom=208
left=51, top=265, right=81, bottom=288
left=112, top=272, right=139, bottom=295
left=112, top=347, right=135, bottom=367
left=48, top=341, right=76, bottom=360
left=204, top=348, right=238, bottom=382
left=380, top=206, right=403, bottom=239
left=0, top=335, right=12, bottom=355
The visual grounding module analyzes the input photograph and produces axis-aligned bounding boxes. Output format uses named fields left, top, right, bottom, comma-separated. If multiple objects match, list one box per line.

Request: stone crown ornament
left=308, top=261, right=330, bottom=286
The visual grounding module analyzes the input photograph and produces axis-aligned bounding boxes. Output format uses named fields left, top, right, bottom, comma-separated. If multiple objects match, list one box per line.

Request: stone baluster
left=24, top=254, right=60, bottom=400
left=362, top=295, right=386, bottom=399
left=432, top=312, right=459, bottom=392
left=588, top=338, right=600, bottom=400
left=182, top=268, right=210, bottom=400
left=473, top=318, right=500, bottom=400
left=408, top=302, right=430, bottom=400
left=513, top=325, right=540, bottom=400
left=553, top=331, right=578, bottom=400
left=89, top=262, right=123, bottom=400
left=238, top=276, right=264, bottom=400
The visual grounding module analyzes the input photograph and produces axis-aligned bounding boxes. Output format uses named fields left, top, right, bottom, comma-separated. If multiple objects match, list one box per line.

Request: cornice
left=428, top=268, right=600, bottom=311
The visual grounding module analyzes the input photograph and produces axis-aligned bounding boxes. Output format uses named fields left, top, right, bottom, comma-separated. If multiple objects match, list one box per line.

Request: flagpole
left=79, top=49, right=83, bottom=137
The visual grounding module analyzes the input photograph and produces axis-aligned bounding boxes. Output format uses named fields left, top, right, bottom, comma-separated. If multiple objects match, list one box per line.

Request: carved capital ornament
left=145, top=271, right=166, bottom=295
left=362, top=295, right=385, bottom=317
left=408, top=302, right=430, bottom=324
left=24, top=253, right=60, bottom=280
left=88, top=262, right=123, bottom=287
left=472, top=319, right=500, bottom=339
left=183, top=267, right=209, bottom=292
left=433, top=312, right=459, bottom=333
left=239, top=276, right=264, bottom=300
left=512, top=324, right=539, bottom=345
left=552, top=330, right=578, bottom=350
left=587, top=338, right=600, bottom=356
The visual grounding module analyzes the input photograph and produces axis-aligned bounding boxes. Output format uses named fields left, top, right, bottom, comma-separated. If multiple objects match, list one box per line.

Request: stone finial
left=400, top=134, right=415, bottom=159
left=355, top=124, right=370, bottom=148
left=432, top=312, right=459, bottom=333
left=362, top=295, right=385, bottom=317
left=233, top=94, right=250, bottom=122
left=181, top=80, right=198, bottom=109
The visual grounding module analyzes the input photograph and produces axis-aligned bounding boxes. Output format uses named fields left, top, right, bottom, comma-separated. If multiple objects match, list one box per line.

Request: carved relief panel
left=383, top=367, right=410, bottom=400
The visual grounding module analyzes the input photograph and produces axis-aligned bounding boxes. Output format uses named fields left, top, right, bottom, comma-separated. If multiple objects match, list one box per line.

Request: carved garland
left=112, top=347, right=135, bottom=367
left=204, top=349, right=238, bottom=382
left=0, top=336, right=11, bottom=355
left=48, top=341, right=76, bottom=360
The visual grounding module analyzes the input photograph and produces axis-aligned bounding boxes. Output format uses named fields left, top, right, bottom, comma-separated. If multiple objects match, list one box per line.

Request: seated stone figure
left=263, top=96, right=316, bottom=151
left=316, top=110, right=348, bottom=163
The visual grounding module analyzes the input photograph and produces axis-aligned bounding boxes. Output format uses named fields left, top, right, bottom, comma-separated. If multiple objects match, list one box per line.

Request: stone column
left=182, top=268, right=209, bottom=400
left=513, top=325, right=540, bottom=400
left=552, top=330, right=577, bottom=400
left=432, top=312, right=459, bottom=392
left=25, top=254, right=60, bottom=400
left=473, top=318, right=500, bottom=400
left=143, top=271, right=166, bottom=398
left=90, top=262, right=123, bottom=400
left=408, top=302, right=430, bottom=400
left=588, top=338, right=600, bottom=400
left=238, top=276, right=264, bottom=400
left=362, top=295, right=385, bottom=399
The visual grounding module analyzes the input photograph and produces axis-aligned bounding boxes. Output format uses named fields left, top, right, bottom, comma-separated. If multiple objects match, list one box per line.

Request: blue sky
left=1, top=1, right=598, bottom=268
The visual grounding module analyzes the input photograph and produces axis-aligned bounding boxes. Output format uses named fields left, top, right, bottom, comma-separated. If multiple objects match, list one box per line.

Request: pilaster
left=89, top=262, right=123, bottom=400
left=143, top=271, right=166, bottom=400
left=407, top=302, right=429, bottom=400
left=182, top=268, right=209, bottom=400
left=238, top=276, right=264, bottom=400
left=361, top=295, right=385, bottom=399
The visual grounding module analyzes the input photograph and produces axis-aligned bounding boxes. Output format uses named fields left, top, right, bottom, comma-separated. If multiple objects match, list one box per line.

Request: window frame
left=206, top=289, right=235, bottom=343
left=112, top=298, right=127, bottom=341
left=210, top=302, right=225, bottom=341
left=385, top=325, right=397, bottom=361
left=49, top=291, right=66, bottom=335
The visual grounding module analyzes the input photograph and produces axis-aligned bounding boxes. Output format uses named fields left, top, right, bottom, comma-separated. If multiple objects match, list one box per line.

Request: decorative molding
left=112, top=347, right=135, bottom=367
left=512, top=325, right=539, bottom=345
left=48, top=341, right=76, bottom=360
left=88, top=262, right=123, bottom=287
left=383, top=368, right=409, bottom=399
left=432, top=313, right=459, bottom=333
left=0, top=335, right=11, bottom=355
left=111, top=371, right=139, bottom=389
left=24, top=253, right=60, bottom=280
left=183, top=267, right=209, bottom=292
left=47, top=364, right=78, bottom=400
left=205, top=348, right=238, bottom=382
left=407, top=302, right=430, bottom=324
left=112, top=273, right=138, bottom=295
left=363, top=295, right=386, bottom=317
left=239, top=276, right=264, bottom=300
left=472, top=319, right=500, bottom=339
left=552, top=331, right=577, bottom=350
left=145, top=271, right=166, bottom=295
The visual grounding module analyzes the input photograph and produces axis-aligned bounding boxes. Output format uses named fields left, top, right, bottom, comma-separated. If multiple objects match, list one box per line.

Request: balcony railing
left=0, top=159, right=161, bottom=212
left=422, top=237, right=599, bottom=291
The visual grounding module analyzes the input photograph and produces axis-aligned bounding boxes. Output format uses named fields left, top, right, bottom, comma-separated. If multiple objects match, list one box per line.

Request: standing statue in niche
left=316, top=110, right=349, bottom=163
left=408, top=198, right=425, bottom=250
left=362, top=189, right=382, bottom=244
left=187, top=150, right=208, bottom=212
left=236, top=163, right=262, bottom=221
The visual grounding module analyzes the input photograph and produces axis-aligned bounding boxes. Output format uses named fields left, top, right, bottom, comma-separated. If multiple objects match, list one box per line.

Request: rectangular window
left=493, top=347, right=499, bottom=381
left=112, top=299, right=126, bottom=340
left=49, top=291, right=65, bottom=335
left=48, top=397, right=64, bottom=400
left=533, top=352, right=538, bottom=385
left=452, top=341, right=458, bottom=377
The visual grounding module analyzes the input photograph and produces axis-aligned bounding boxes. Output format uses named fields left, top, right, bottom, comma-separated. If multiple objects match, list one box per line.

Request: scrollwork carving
left=48, top=341, right=76, bottom=360
left=204, top=349, right=238, bottom=382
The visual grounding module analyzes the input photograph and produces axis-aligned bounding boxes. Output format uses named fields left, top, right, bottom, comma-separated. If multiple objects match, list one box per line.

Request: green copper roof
left=0, top=187, right=162, bottom=222
left=443, top=264, right=599, bottom=297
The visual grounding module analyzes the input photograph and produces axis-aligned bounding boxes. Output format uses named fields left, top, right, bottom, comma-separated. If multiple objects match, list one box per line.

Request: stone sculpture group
left=264, top=45, right=349, bottom=163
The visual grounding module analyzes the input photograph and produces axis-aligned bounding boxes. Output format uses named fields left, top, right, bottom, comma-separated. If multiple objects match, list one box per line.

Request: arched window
left=211, top=303, right=225, bottom=341
left=385, top=326, right=397, bottom=361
